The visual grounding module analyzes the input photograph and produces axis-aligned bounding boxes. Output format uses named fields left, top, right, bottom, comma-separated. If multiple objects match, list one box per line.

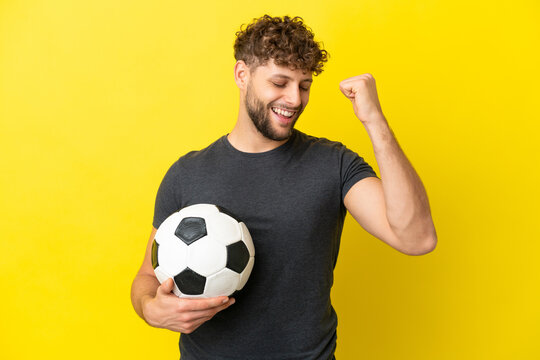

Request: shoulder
left=292, top=129, right=376, bottom=176
left=292, top=129, right=350, bottom=155
left=158, top=136, right=226, bottom=182
left=173, top=136, right=227, bottom=166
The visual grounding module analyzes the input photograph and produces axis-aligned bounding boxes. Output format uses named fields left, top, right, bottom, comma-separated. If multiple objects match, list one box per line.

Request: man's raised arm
left=340, top=74, right=437, bottom=255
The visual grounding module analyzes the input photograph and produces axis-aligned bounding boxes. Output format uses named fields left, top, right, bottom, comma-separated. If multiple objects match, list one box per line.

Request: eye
left=272, top=83, right=286, bottom=88
left=301, top=86, right=310, bottom=91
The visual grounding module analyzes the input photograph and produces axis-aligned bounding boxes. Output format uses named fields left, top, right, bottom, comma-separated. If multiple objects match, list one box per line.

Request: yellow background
left=1, top=0, right=538, bottom=359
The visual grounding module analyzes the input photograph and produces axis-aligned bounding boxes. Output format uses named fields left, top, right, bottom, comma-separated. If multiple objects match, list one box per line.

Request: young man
left=131, top=15, right=437, bottom=359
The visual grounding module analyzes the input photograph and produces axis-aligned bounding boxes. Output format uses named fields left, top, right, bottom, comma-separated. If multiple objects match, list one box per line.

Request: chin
left=276, top=125, right=295, bottom=141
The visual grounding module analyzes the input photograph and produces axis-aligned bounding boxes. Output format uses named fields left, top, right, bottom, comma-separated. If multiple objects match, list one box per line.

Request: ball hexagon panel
left=226, top=241, right=250, bottom=273
left=156, top=238, right=188, bottom=276
left=205, top=212, right=242, bottom=245
left=155, top=212, right=183, bottom=243
left=204, top=268, right=240, bottom=298
left=174, top=268, right=206, bottom=295
left=154, top=267, right=170, bottom=285
left=187, top=237, right=227, bottom=277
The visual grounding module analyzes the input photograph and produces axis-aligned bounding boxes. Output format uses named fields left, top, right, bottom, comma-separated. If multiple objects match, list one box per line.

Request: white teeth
left=272, top=107, right=294, bottom=118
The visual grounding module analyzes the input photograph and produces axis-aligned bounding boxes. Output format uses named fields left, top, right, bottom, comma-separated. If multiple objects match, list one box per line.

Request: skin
left=338, top=74, right=437, bottom=255
left=243, top=63, right=308, bottom=141
left=131, top=227, right=235, bottom=334
left=131, top=58, right=437, bottom=334
left=227, top=60, right=312, bottom=152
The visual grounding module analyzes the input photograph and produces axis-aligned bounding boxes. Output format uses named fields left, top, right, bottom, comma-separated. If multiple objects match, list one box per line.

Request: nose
left=283, top=86, right=302, bottom=109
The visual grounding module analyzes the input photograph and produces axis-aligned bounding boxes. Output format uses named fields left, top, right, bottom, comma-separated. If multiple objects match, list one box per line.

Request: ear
left=234, top=60, right=250, bottom=90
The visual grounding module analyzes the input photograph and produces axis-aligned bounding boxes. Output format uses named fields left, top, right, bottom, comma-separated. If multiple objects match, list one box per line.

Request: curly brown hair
left=234, top=15, right=329, bottom=76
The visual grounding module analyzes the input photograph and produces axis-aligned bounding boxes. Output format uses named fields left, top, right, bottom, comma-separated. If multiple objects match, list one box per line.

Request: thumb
left=339, top=84, right=355, bottom=100
left=158, top=277, right=174, bottom=295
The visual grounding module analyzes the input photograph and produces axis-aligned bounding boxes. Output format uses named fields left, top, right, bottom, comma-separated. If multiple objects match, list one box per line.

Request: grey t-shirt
left=153, top=129, right=378, bottom=360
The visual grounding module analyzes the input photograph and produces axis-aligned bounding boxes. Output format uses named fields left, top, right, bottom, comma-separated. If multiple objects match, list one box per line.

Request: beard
left=245, top=81, right=303, bottom=141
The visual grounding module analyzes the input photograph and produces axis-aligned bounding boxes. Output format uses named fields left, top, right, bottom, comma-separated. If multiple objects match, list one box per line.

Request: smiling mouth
left=271, top=107, right=296, bottom=118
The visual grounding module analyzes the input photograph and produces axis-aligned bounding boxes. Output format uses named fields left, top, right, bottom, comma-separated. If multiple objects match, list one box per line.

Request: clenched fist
left=339, top=73, right=385, bottom=124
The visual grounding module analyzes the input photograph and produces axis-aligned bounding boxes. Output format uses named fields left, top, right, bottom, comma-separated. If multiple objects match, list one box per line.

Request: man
left=131, top=15, right=437, bottom=359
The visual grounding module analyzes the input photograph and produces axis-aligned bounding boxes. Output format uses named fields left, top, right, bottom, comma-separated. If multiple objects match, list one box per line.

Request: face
left=243, top=60, right=313, bottom=141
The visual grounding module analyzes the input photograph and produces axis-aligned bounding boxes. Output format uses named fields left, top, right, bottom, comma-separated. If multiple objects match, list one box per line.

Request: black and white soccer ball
left=152, top=204, right=255, bottom=298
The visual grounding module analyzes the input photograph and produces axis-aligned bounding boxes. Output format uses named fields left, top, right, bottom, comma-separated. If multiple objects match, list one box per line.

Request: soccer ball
left=151, top=204, right=255, bottom=298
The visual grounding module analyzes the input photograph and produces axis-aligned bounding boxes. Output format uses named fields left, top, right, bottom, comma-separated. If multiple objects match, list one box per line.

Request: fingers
left=190, top=297, right=235, bottom=317
left=339, top=86, right=355, bottom=99
left=157, top=277, right=174, bottom=295
left=146, top=282, right=236, bottom=333
left=157, top=278, right=233, bottom=312
left=176, top=298, right=236, bottom=333
left=184, top=298, right=235, bottom=322
left=339, top=80, right=357, bottom=99
left=179, top=296, right=234, bottom=312
left=339, top=74, right=376, bottom=93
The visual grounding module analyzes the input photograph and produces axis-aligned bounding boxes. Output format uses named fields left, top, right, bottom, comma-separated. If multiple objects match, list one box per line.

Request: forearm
left=131, top=273, right=160, bottom=321
left=364, top=115, right=437, bottom=249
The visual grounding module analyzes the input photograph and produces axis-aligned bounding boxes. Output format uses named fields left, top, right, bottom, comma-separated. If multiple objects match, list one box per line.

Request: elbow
left=401, top=232, right=438, bottom=256
left=395, top=216, right=438, bottom=256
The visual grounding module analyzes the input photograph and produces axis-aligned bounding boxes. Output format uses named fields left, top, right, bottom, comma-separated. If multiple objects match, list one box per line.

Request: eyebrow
left=270, top=74, right=313, bottom=83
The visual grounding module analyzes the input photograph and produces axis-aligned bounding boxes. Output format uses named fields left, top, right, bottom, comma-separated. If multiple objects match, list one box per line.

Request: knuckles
left=149, top=295, right=226, bottom=333
left=178, top=313, right=192, bottom=323
left=144, top=294, right=219, bottom=333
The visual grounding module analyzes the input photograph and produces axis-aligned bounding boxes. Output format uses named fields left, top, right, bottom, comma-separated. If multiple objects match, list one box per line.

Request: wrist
left=361, top=112, right=387, bottom=127
left=357, top=109, right=386, bottom=124
left=140, top=295, right=155, bottom=324
left=363, top=115, right=390, bottom=139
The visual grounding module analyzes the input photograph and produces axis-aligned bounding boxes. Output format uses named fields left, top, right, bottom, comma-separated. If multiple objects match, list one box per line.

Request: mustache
left=268, top=103, right=302, bottom=112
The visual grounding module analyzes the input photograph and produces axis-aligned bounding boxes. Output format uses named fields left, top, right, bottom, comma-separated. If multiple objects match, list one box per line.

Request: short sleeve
left=152, top=160, right=182, bottom=229
left=341, top=147, right=378, bottom=202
